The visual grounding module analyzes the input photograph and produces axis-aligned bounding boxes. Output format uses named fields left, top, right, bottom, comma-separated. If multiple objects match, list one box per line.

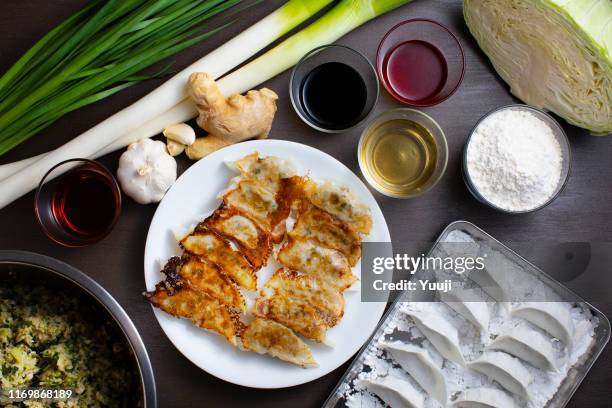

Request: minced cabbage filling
left=0, top=286, right=134, bottom=407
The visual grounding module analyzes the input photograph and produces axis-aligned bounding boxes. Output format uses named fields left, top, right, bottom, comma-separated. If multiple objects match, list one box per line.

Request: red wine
left=384, top=40, right=448, bottom=103
left=51, top=167, right=119, bottom=237
left=300, top=62, right=367, bottom=130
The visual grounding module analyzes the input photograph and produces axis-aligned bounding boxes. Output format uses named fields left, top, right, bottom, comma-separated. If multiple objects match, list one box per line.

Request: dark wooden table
left=1, top=1, right=611, bottom=407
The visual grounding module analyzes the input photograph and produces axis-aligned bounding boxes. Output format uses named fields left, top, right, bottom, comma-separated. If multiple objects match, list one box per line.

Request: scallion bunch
left=0, top=0, right=241, bottom=155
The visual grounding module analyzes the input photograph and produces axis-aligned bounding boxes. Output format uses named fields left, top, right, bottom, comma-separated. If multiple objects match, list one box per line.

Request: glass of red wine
left=35, top=159, right=121, bottom=247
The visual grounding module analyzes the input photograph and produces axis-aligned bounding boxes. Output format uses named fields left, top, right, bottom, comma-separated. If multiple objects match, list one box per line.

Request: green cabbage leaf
left=464, top=0, right=612, bottom=135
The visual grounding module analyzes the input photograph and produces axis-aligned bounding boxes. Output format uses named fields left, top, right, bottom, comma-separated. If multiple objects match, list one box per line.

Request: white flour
left=466, top=109, right=563, bottom=212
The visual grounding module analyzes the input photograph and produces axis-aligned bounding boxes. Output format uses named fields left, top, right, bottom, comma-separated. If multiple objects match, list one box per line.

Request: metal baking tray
left=323, top=220, right=610, bottom=408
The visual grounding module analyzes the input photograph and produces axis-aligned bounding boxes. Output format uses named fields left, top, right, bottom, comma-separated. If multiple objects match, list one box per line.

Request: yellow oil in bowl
left=359, top=110, right=447, bottom=198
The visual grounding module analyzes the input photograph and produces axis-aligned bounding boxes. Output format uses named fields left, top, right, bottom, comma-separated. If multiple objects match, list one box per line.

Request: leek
left=464, top=0, right=612, bottom=134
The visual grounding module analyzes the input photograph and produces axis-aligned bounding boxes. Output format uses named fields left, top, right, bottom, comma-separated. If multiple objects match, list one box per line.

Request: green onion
left=0, top=0, right=244, bottom=155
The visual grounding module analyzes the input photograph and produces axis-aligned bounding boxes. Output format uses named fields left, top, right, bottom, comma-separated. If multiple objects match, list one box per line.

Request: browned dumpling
left=145, top=285, right=242, bottom=346
left=289, top=204, right=362, bottom=266
left=181, top=229, right=257, bottom=290
left=277, top=238, right=357, bottom=291
left=231, top=152, right=296, bottom=194
left=201, top=206, right=271, bottom=269
left=254, top=294, right=331, bottom=343
left=222, top=180, right=277, bottom=231
left=241, top=318, right=316, bottom=368
left=177, top=256, right=245, bottom=312
left=265, top=269, right=344, bottom=323
left=303, top=179, right=372, bottom=235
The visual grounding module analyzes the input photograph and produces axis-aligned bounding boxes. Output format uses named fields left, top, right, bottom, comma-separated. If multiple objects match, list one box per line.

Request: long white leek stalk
left=0, top=0, right=332, bottom=209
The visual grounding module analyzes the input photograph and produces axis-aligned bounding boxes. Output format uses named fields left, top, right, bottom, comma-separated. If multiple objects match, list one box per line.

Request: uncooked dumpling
left=511, top=302, right=574, bottom=348
left=382, top=342, right=447, bottom=404
left=452, top=387, right=516, bottom=408
left=362, top=376, right=425, bottom=408
left=486, top=328, right=557, bottom=371
left=468, top=351, right=532, bottom=399
left=440, top=290, right=490, bottom=332
left=404, top=309, right=465, bottom=365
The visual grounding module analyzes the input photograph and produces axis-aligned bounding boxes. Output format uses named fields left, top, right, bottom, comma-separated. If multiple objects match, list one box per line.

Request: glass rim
left=34, top=158, right=122, bottom=247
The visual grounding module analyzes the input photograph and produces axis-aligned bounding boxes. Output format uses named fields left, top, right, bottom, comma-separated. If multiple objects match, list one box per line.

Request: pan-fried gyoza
left=289, top=203, right=362, bottom=266
left=254, top=293, right=333, bottom=343
left=222, top=179, right=277, bottom=231
left=231, top=152, right=296, bottom=194
left=241, top=318, right=316, bottom=368
left=200, top=205, right=271, bottom=269
left=176, top=255, right=246, bottom=312
left=277, top=237, right=358, bottom=291
left=303, top=179, right=373, bottom=234
left=181, top=229, right=257, bottom=290
left=264, top=269, right=345, bottom=322
left=145, top=152, right=372, bottom=367
left=145, top=284, right=242, bottom=346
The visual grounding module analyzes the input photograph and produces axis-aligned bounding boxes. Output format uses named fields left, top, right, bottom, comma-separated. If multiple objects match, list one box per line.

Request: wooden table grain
left=1, top=1, right=611, bottom=407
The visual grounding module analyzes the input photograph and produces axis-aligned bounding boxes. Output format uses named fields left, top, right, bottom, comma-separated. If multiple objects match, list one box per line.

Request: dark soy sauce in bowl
left=300, top=62, right=367, bottom=130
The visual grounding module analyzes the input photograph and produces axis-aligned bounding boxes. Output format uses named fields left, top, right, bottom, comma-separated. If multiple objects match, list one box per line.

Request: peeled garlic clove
left=163, top=123, right=196, bottom=146
left=166, top=139, right=185, bottom=156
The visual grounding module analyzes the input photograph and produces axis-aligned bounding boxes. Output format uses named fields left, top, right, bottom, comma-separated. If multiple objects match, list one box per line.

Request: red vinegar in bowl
left=376, top=19, right=464, bottom=107
left=384, top=40, right=448, bottom=104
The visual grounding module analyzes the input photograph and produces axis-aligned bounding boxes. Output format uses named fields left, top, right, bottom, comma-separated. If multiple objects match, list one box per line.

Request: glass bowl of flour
left=463, top=104, right=571, bottom=213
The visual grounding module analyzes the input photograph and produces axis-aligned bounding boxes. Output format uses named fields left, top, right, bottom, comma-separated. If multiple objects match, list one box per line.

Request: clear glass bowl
left=376, top=19, right=464, bottom=107
left=358, top=108, right=448, bottom=199
left=290, top=44, right=379, bottom=133
left=35, top=159, right=121, bottom=247
left=462, top=104, right=572, bottom=213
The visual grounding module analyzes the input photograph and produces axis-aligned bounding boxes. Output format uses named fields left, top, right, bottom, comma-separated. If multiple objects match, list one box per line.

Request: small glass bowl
left=462, top=104, right=572, bottom=214
left=376, top=19, right=464, bottom=107
left=35, top=159, right=122, bottom=247
left=358, top=108, right=448, bottom=199
left=290, top=44, right=379, bottom=133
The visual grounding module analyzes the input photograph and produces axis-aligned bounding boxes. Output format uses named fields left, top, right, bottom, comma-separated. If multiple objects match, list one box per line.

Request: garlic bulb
left=117, top=139, right=177, bottom=204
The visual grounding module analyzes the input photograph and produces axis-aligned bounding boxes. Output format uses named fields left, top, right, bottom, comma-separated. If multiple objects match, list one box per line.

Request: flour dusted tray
left=322, top=221, right=610, bottom=408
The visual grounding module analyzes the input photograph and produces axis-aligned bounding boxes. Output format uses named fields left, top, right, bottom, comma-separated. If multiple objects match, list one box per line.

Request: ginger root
left=186, top=72, right=278, bottom=160
left=185, top=136, right=229, bottom=160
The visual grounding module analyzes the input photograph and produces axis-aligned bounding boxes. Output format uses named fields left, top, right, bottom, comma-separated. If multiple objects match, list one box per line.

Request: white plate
left=144, top=140, right=390, bottom=388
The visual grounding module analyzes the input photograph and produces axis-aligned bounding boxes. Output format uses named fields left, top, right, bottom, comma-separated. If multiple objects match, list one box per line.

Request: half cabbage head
left=464, top=0, right=612, bottom=135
